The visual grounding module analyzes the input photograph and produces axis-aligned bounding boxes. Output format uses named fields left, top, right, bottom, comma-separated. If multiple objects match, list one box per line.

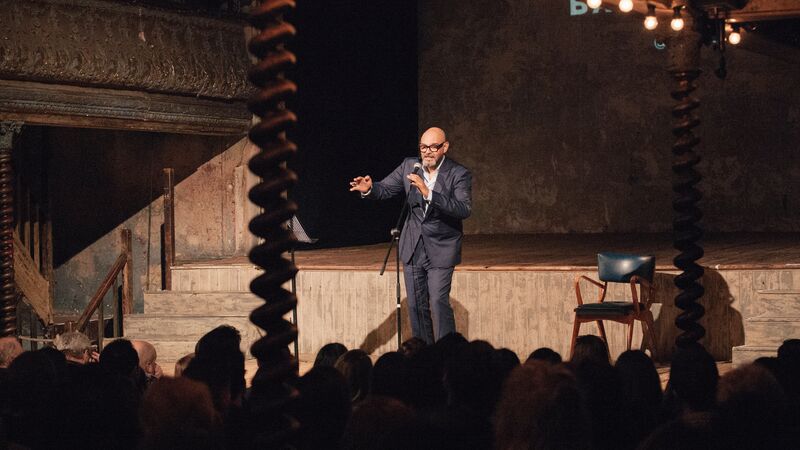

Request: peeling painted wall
left=418, top=1, right=800, bottom=233
left=46, top=128, right=250, bottom=314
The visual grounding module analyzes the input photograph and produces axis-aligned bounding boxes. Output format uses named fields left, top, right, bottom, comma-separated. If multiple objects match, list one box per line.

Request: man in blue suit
left=350, top=127, right=472, bottom=344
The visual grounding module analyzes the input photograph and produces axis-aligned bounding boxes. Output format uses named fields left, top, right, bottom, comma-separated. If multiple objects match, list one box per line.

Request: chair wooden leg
left=596, top=320, right=607, bottom=344
left=570, top=317, right=581, bottom=359
left=643, top=313, right=659, bottom=362
left=626, top=319, right=634, bottom=351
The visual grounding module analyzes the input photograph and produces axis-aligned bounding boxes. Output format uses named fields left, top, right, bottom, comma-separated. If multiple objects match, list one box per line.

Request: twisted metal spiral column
left=245, top=0, right=300, bottom=445
left=668, top=20, right=706, bottom=348
left=0, top=122, right=21, bottom=337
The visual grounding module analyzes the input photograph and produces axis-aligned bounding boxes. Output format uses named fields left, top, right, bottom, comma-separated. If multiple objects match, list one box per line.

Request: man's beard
left=422, top=155, right=438, bottom=168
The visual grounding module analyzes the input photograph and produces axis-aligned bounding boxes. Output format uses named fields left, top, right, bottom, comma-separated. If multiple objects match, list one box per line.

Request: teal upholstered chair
left=570, top=252, right=658, bottom=360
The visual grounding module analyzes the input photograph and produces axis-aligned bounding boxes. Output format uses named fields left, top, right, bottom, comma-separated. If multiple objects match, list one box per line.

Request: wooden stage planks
left=292, top=233, right=800, bottom=271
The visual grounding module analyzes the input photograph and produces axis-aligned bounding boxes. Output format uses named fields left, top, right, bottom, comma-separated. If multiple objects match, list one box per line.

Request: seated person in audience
left=139, top=376, right=223, bottom=450
left=175, top=352, right=195, bottom=377
left=494, top=361, right=592, bottom=450
left=53, top=331, right=93, bottom=365
left=570, top=335, right=610, bottom=367
left=400, top=337, right=427, bottom=359
left=526, top=347, right=562, bottom=365
left=133, top=340, right=163, bottom=383
left=314, top=342, right=348, bottom=368
left=335, top=349, right=373, bottom=404
left=0, top=336, right=23, bottom=369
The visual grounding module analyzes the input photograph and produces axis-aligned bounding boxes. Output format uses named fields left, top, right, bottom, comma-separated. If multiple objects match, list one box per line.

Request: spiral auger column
left=245, top=0, right=300, bottom=445
left=668, top=16, right=706, bottom=349
left=0, top=122, right=21, bottom=338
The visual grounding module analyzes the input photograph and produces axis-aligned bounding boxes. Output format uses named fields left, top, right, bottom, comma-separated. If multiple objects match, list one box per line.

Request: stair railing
left=73, top=228, right=133, bottom=350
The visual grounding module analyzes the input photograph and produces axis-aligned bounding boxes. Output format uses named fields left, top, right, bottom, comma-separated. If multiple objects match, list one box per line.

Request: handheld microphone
left=411, top=162, right=423, bottom=176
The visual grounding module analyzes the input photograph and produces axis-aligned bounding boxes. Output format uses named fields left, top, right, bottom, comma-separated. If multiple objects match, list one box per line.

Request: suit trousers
left=403, top=237, right=456, bottom=344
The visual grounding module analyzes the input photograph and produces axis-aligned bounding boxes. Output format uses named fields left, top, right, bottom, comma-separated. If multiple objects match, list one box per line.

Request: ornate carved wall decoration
left=0, top=0, right=253, bottom=101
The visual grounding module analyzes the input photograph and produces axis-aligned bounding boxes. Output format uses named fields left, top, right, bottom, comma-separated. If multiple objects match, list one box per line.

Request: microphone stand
left=380, top=191, right=412, bottom=351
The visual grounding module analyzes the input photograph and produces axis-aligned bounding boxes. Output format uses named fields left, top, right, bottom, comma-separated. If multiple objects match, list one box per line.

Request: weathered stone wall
left=418, top=0, right=800, bottom=234
left=45, top=128, right=250, bottom=313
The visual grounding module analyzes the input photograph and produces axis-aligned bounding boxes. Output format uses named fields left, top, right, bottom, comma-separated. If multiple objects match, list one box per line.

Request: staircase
left=732, top=290, right=800, bottom=365
left=124, top=261, right=264, bottom=364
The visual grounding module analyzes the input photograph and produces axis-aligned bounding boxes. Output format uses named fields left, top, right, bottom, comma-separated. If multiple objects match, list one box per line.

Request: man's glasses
left=419, top=142, right=446, bottom=153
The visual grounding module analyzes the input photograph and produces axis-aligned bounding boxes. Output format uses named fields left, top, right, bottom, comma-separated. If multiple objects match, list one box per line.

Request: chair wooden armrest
left=574, top=275, right=606, bottom=306
left=629, top=275, right=656, bottom=310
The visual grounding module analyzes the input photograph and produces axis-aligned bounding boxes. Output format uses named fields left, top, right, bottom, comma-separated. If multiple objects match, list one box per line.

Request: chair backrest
left=597, top=252, right=655, bottom=283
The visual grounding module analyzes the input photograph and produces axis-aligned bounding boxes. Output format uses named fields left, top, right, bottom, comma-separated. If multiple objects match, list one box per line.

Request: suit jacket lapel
left=433, top=157, right=452, bottom=195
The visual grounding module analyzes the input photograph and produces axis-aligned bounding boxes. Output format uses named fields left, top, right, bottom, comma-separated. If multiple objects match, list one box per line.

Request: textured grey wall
left=419, top=1, right=800, bottom=234
left=46, top=128, right=244, bottom=313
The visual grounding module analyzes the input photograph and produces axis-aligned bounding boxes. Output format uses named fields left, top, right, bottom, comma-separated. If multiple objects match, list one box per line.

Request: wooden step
left=743, top=317, right=800, bottom=347
left=749, top=290, right=800, bottom=318
left=170, top=263, right=261, bottom=292
left=143, top=291, right=263, bottom=315
left=731, top=345, right=777, bottom=366
left=124, top=314, right=262, bottom=357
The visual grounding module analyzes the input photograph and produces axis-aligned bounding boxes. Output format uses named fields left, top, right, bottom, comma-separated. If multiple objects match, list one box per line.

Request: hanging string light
left=671, top=6, right=685, bottom=31
left=644, top=3, right=658, bottom=30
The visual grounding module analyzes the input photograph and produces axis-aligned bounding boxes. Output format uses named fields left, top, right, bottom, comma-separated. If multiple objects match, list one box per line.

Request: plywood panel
left=290, top=268, right=800, bottom=362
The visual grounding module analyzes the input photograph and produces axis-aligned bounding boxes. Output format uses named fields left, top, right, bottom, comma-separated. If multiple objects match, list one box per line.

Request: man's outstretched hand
left=349, top=175, right=372, bottom=193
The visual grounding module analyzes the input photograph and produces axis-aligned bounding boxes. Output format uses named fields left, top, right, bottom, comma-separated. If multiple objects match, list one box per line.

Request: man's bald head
left=421, top=127, right=446, bottom=143
left=0, top=337, right=23, bottom=368
left=132, top=340, right=157, bottom=369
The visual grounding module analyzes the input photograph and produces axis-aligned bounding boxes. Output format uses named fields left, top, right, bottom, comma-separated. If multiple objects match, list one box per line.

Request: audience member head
left=133, top=340, right=162, bottom=381
left=571, top=335, right=609, bottom=367
left=494, top=348, right=521, bottom=384
left=334, top=349, right=373, bottom=403
left=341, top=396, right=423, bottom=450
left=405, top=344, right=447, bottom=411
left=195, top=325, right=242, bottom=358
left=637, top=416, right=717, bottom=450
left=185, top=326, right=246, bottom=413
left=717, top=363, right=788, bottom=450
left=400, top=337, right=427, bottom=359
left=666, top=342, right=718, bottom=414
left=293, top=366, right=351, bottom=450
left=99, top=338, right=140, bottom=379
left=5, top=349, right=66, bottom=448
left=370, top=351, right=409, bottom=402
left=139, top=376, right=222, bottom=450
left=434, top=332, right=468, bottom=360
left=175, top=352, right=195, bottom=377
left=0, top=336, right=23, bottom=368
left=494, top=361, right=591, bottom=450
left=778, top=338, right=800, bottom=364
left=615, top=350, right=663, bottom=445
left=444, top=340, right=503, bottom=416
left=53, top=331, right=92, bottom=365
left=527, top=347, right=562, bottom=365
left=314, top=342, right=348, bottom=368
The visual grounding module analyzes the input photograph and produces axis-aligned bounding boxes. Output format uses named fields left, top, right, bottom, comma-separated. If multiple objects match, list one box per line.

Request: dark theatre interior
left=1, top=0, right=799, bottom=449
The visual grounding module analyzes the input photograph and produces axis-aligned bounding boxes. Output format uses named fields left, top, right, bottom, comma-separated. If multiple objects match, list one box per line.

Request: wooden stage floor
left=290, top=233, right=800, bottom=271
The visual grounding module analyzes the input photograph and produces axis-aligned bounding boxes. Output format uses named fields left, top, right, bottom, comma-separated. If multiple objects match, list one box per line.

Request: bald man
left=350, top=127, right=472, bottom=344
left=0, top=337, right=23, bottom=368
left=132, top=340, right=163, bottom=382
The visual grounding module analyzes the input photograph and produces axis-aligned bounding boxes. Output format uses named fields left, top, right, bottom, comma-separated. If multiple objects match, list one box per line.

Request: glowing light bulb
left=670, top=8, right=684, bottom=31
left=644, top=15, right=658, bottom=30
left=619, top=0, right=633, bottom=13
left=587, top=0, right=602, bottom=9
left=728, top=30, right=741, bottom=45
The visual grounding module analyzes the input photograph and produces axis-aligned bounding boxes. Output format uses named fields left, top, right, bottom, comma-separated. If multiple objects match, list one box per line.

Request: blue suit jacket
left=369, top=157, right=472, bottom=267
